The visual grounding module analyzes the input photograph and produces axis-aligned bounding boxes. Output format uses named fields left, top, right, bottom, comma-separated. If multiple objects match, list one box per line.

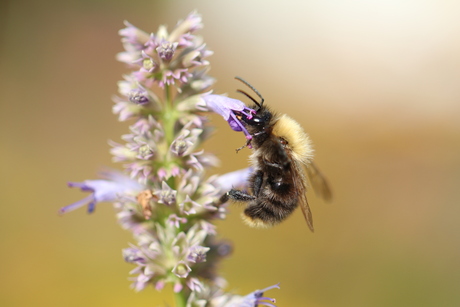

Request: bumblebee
left=220, top=77, right=331, bottom=231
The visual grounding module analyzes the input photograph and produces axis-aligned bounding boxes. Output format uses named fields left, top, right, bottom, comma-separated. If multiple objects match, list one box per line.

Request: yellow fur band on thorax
left=272, top=114, right=314, bottom=164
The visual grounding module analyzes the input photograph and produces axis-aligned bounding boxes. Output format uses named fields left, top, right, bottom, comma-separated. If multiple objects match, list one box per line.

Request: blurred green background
left=2, top=0, right=460, bottom=306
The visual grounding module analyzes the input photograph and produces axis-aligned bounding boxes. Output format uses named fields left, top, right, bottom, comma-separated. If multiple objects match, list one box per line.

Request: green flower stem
left=160, top=84, right=180, bottom=190
left=174, top=289, right=187, bottom=307
left=163, top=84, right=175, bottom=144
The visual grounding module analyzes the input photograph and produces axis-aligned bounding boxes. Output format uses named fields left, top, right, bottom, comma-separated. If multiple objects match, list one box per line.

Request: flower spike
left=62, top=11, right=282, bottom=307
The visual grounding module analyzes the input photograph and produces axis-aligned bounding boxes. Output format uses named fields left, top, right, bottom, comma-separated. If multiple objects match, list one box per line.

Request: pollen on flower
left=136, top=190, right=154, bottom=219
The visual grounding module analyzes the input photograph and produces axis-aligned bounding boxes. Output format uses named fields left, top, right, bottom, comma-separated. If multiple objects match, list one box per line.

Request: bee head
left=234, top=76, right=270, bottom=128
left=241, top=106, right=272, bottom=127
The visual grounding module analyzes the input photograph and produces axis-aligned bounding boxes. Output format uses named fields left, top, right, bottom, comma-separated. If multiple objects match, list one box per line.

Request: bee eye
left=244, top=115, right=265, bottom=126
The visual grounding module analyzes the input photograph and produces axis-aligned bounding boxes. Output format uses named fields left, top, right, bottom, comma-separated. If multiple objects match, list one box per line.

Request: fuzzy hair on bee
left=219, top=77, right=331, bottom=231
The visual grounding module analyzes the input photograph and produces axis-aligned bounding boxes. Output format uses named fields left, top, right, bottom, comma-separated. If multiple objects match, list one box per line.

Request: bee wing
left=291, top=159, right=315, bottom=232
left=299, top=188, right=314, bottom=232
left=305, top=161, right=332, bottom=202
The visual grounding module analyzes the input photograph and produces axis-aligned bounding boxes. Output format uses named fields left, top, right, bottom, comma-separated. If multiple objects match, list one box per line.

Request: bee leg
left=235, top=143, right=247, bottom=153
left=235, top=138, right=253, bottom=153
left=226, top=189, right=256, bottom=202
left=218, top=192, right=229, bottom=204
left=252, top=170, right=264, bottom=197
left=217, top=189, right=255, bottom=206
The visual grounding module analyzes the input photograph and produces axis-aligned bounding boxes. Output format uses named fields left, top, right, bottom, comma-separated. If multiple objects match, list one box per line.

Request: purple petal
left=203, top=95, right=255, bottom=138
left=119, top=21, right=150, bottom=45
left=60, top=170, right=144, bottom=215
left=173, top=282, right=183, bottom=293
left=58, top=195, right=94, bottom=215
left=215, top=168, right=252, bottom=191
left=155, top=280, right=165, bottom=291
left=256, top=283, right=281, bottom=295
left=228, top=117, right=243, bottom=131
left=227, top=112, right=252, bottom=137
left=203, top=95, right=247, bottom=119
left=87, top=201, right=96, bottom=213
left=240, top=283, right=280, bottom=307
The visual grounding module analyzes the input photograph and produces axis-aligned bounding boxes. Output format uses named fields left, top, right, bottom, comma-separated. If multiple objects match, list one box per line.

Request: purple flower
left=117, top=74, right=161, bottom=108
left=167, top=214, right=187, bottom=228
left=130, top=272, right=152, bottom=292
left=156, top=40, right=178, bottom=61
left=187, top=150, right=220, bottom=171
left=169, top=11, right=203, bottom=47
left=170, top=124, right=202, bottom=157
left=187, top=245, right=210, bottom=263
left=215, top=167, right=252, bottom=192
left=159, top=68, right=192, bottom=88
left=179, top=70, right=215, bottom=97
left=118, top=21, right=150, bottom=48
left=133, top=50, right=157, bottom=73
left=179, top=195, right=201, bottom=215
left=187, top=277, right=204, bottom=293
left=112, top=95, right=144, bottom=121
left=155, top=181, right=177, bottom=206
left=59, top=170, right=143, bottom=215
left=117, top=21, right=151, bottom=65
left=198, top=220, right=217, bottom=236
left=172, top=260, right=192, bottom=278
left=128, top=87, right=150, bottom=105
left=203, top=94, right=256, bottom=139
left=241, top=283, right=280, bottom=307
left=177, top=169, right=200, bottom=196
left=116, top=11, right=211, bottom=90
left=123, top=246, right=146, bottom=264
left=182, top=44, right=213, bottom=68
left=220, top=283, right=281, bottom=307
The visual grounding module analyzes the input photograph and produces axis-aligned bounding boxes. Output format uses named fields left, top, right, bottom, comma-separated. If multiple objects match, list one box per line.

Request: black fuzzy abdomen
left=244, top=196, right=298, bottom=226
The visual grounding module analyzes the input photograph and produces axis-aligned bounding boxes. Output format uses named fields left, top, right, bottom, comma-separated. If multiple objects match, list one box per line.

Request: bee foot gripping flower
left=61, top=11, right=280, bottom=307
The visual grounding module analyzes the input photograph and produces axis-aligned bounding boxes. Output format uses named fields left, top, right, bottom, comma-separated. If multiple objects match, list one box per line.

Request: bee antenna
left=234, top=76, right=264, bottom=108
left=236, top=89, right=260, bottom=107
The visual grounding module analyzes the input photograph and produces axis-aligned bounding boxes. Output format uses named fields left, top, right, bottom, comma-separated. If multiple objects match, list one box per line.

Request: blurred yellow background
left=2, top=0, right=460, bottom=306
